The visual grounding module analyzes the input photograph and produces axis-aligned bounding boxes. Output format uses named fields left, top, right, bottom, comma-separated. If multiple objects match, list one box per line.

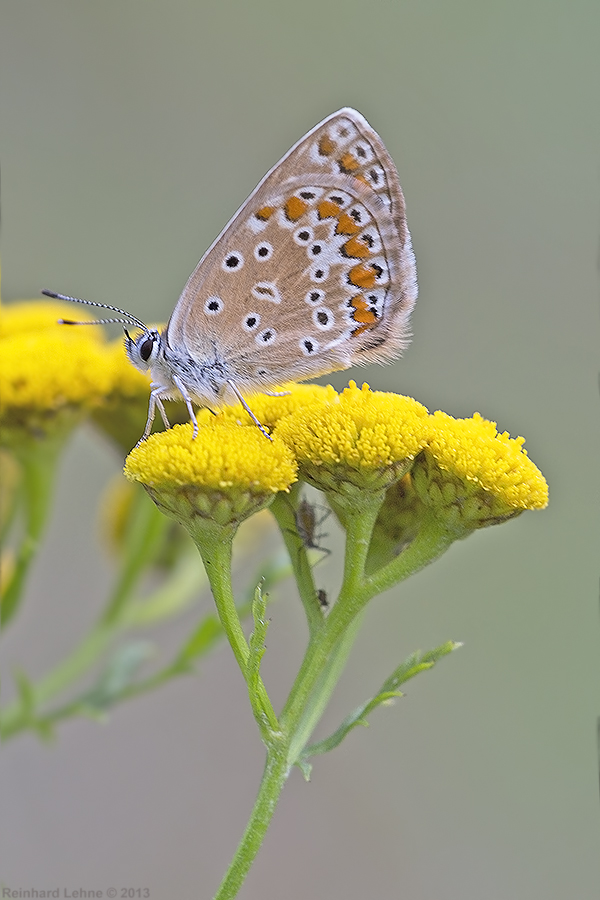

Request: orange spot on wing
left=350, top=294, right=369, bottom=311
left=256, top=206, right=275, bottom=221
left=317, top=199, right=341, bottom=219
left=338, top=152, right=360, bottom=173
left=348, top=264, right=377, bottom=289
left=342, top=237, right=371, bottom=259
left=351, top=323, right=371, bottom=337
left=350, top=295, right=378, bottom=325
left=353, top=307, right=378, bottom=324
left=284, top=196, right=309, bottom=221
left=318, top=134, right=336, bottom=156
left=354, top=174, right=370, bottom=187
left=335, top=213, right=362, bottom=235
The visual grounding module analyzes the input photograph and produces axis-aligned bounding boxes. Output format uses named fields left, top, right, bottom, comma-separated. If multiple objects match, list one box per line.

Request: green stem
left=270, top=487, right=324, bottom=637
left=287, top=610, right=364, bottom=766
left=1, top=525, right=207, bottom=739
left=204, top=498, right=457, bottom=897
left=213, top=745, right=289, bottom=900
left=279, top=494, right=383, bottom=738
left=191, top=522, right=280, bottom=738
left=101, top=491, right=168, bottom=626
left=279, top=507, right=455, bottom=763
left=210, top=495, right=384, bottom=897
left=1, top=437, right=64, bottom=628
left=365, top=509, right=456, bottom=597
left=0, top=454, right=24, bottom=547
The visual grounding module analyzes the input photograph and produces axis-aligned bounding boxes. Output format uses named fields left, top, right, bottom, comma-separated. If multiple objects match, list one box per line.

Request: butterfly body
left=48, top=108, right=417, bottom=443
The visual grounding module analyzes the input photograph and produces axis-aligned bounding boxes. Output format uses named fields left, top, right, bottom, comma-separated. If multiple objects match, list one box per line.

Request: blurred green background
left=2, top=2, right=599, bottom=897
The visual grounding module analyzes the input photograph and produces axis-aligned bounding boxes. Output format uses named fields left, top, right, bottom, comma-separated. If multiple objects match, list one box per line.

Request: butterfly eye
left=139, top=337, right=155, bottom=362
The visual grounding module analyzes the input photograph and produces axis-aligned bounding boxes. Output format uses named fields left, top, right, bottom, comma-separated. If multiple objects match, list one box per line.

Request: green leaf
left=297, top=757, right=313, bottom=782
left=247, top=581, right=269, bottom=702
left=76, top=641, right=155, bottom=712
left=301, top=640, right=461, bottom=761
left=13, top=669, right=36, bottom=721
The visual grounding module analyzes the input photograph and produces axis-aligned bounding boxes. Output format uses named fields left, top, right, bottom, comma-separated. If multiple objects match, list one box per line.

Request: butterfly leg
left=226, top=380, right=272, bottom=441
left=172, top=373, right=200, bottom=439
left=139, top=393, right=156, bottom=445
left=155, top=397, right=171, bottom=430
left=137, top=385, right=169, bottom=445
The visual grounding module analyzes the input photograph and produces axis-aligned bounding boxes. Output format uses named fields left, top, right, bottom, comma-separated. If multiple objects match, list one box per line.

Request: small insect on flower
left=317, top=588, right=329, bottom=609
left=295, top=497, right=332, bottom=558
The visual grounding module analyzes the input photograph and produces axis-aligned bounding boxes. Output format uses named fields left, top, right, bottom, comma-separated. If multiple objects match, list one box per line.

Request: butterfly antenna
left=41, top=289, right=148, bottom=332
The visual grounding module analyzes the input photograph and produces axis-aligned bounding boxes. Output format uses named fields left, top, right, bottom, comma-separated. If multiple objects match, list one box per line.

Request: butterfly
left=44, top=107, right=417, bottom=443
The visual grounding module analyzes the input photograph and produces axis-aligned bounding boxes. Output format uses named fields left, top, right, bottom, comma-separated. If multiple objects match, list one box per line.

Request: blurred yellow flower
left=0, top=299, right=101, bottom=340
left=0, top=302, right=113, bottom=443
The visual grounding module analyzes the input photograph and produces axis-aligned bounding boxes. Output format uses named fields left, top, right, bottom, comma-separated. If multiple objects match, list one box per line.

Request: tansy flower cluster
left=123, top=380, right=548, bottom=541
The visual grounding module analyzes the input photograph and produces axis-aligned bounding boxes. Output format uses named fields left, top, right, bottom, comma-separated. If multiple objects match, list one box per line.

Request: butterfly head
left=124, top=327, right=163, bottom=374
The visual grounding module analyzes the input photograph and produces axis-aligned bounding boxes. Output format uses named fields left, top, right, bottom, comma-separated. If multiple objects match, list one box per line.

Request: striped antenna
left=41, top=290, right=148, bottom=331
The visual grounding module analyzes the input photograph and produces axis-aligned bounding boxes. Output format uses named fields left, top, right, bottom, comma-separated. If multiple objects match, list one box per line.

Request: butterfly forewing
left=166, top=108, right=417, bottom=392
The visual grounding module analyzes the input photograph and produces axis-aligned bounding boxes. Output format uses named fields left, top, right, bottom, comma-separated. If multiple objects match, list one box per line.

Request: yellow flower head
left=124, top=421, right=297, bottom=528
left=219, top=383, right=338, bottom=431
left=413, top=411, right=549, bottom=533
left=274, top=382, right=429, bottom=498
left=0, top=301, right=113, bottom=445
